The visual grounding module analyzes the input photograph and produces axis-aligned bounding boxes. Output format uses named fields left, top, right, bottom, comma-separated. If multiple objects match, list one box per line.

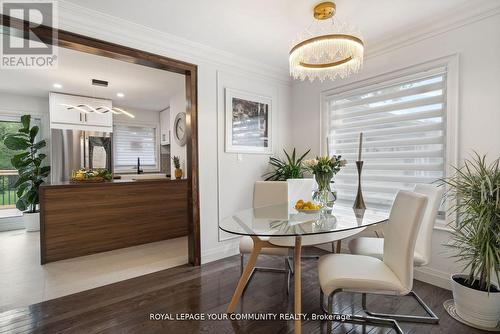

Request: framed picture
left=225, top=88, right=272, bottom=154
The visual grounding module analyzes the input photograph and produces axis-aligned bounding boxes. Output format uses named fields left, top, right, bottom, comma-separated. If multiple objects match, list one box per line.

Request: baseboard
left=201, top=241, right=239, bottom=265
left=0, top=216, right=24, bottom=232
left=414, top=266, right=451, bottom=290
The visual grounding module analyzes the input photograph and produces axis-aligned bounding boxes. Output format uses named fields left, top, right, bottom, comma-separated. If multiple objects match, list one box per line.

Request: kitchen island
left=39, top=178, right=188, bottom=264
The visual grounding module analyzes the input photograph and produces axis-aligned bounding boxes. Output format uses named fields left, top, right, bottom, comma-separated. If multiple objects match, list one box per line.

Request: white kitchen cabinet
left=85, top=109, right=112, bottom=127
left=160, top=107, right=170, bottom=145
left=49, top=92, right=113, bottom=129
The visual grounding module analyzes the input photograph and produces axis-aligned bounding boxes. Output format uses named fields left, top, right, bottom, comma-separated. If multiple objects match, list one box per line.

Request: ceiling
left=0, top=44, right=185, bottom=111
left=63, top=0, right=483, bottom=70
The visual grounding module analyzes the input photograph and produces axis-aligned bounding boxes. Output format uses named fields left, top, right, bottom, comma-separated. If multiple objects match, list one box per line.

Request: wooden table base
left=226, top=235, right=303, bottom=333
left=294, top=236, right=302, bottom=334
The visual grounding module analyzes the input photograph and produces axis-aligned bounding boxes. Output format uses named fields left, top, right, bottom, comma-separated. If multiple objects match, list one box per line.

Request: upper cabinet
left=160, top=107, right=170, bottom=145
left=49, top=92, right=113, bottom=130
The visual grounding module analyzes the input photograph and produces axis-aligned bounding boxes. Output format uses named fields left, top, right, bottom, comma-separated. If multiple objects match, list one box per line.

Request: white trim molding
left=414, top=266, right=452, bottom=291
left=365, top=1, right=500, bottom=59
left=57, top=1, right=291, bottom=85
left=56, top=1, right=500, bottom=87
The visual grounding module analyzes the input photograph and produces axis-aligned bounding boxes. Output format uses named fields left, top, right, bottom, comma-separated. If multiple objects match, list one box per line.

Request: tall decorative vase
left=314, top=171, right=334, bottom=210
left=353, top=161, right=366, bottom=209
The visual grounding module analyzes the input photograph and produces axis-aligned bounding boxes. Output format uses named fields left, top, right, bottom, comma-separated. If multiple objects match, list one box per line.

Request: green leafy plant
left=2, top=115, right=50, bottom=213
left=172, top=156, right=181, bottom=169
left=94, top=168, right=113, bottom=181
left=263, top=148, right=310, bottom=181
left=441, top=153, right=500, bottom=292
left=302, top=155, right=347, bottom=176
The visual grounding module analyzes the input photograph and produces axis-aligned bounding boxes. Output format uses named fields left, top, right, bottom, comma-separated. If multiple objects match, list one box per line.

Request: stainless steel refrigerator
left=51, top=129, right=112, bottom=183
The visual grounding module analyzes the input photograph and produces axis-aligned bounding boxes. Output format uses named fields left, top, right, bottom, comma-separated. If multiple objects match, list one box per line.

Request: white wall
left=113, top=107, right=160, bottom=125
left=291, top=14, right=500, bottom=289
left=56, top=2, right=293, bottom=264
left=169, top=88, right=187, bottom=179
left=216, top=71, right=291, bottom=241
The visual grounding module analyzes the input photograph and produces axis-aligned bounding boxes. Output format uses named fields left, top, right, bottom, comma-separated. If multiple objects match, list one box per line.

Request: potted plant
left=263, top=148, right=310, bottom=181
left=3, top=115, right=50, bottom=231
left=303, top=155, right=347, bottom=209
left=441, top=153, right=499, bottom=328
left=173, top=156, right=182, bottom=180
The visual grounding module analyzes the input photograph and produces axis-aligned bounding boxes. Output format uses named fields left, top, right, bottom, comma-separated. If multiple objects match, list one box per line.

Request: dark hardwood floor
left=0, top=252, right=488, bottom=334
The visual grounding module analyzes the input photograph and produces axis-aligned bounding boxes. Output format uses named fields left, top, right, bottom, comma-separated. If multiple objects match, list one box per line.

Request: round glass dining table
left=219, top=203, right=389, bottom=334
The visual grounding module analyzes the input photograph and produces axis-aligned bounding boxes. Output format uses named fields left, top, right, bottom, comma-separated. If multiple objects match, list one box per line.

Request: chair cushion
left=239, top=236, right=289, bottom=256
left=348, top=237, right=427, bottom=266
left=318, top=253, right=408, bottom=296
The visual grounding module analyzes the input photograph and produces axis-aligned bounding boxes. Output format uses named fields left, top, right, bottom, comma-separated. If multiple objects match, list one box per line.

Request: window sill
left=0, top=208, right=23, bottom=219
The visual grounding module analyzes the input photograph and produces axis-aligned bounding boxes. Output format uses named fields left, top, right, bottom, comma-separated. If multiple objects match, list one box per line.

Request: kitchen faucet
left=137, top=157, right=143, bottom=174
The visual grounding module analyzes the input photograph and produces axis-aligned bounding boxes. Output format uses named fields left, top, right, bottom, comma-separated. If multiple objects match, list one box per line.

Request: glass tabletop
left=219, top=203, right=389, bottom=237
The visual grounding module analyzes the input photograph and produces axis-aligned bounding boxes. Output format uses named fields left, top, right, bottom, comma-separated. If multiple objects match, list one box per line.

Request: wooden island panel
left=40, top=180, right=188, bottom=264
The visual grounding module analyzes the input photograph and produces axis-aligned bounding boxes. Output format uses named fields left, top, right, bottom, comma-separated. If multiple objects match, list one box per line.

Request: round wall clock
left=174, top=112, right=187, bottom=146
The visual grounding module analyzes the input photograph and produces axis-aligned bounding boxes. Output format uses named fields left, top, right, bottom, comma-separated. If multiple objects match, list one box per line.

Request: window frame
left=320, top=55, right=459, bottom=230
left=113, top=121, right=161, bottom=173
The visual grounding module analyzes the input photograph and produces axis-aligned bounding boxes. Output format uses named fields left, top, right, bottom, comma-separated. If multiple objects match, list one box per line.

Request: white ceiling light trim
left=97, top=105, right=120, bottom=114
left=289, top=2, right=364, bottom=82
left=60, top=103, right=135, bottom=118
left=60, top=103, right=91, bottom=113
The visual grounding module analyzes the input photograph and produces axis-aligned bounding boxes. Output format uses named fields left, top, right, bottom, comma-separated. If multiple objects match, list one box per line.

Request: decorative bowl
left=296, top=208, right=321, bottom=214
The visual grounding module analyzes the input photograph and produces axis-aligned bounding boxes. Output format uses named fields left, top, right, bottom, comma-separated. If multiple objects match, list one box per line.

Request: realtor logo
left=1, top=0, right=58, bottom=69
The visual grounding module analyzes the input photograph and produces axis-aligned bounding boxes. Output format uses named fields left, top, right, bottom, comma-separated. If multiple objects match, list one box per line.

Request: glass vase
left=314, top=172, right=334, bottom=210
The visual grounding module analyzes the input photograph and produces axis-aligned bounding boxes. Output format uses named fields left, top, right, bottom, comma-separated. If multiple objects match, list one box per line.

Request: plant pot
left=174, top=168, right=183, bottom=180
left=24, top=212, right=40, bottom=232
left=451, top=274, right=500, bottom=328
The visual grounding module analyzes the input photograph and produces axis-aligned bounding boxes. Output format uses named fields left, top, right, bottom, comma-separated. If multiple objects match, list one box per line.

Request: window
left=113, top=124, right=158, bottom=171
left=325, top=67, right=447, bottom=211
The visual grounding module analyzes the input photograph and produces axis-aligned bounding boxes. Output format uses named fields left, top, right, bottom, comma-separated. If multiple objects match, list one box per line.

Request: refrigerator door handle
left=82, top=133, right=88, bottom=170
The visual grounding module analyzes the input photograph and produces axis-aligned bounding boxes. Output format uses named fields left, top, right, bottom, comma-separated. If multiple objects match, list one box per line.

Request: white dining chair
left=318, top=191, right=428, bottom=333
left=347, top=184, right=444, bottom=323
left=238, top=181, right=292, bottom=292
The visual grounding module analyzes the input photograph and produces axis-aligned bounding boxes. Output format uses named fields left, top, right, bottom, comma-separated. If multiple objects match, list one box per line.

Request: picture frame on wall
left=225, top=88, right=272, bottom=154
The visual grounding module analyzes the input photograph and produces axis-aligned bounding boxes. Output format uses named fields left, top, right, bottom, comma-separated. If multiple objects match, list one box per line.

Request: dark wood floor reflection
left=0, top=251, right=488, bottom=334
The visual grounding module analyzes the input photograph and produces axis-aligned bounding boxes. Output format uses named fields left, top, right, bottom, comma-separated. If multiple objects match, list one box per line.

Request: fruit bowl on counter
left=294, top=199, right=322, bottom=214
left=71, top=169, right=112, bottom=183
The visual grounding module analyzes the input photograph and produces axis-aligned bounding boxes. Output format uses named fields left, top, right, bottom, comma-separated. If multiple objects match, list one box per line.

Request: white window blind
left=113, top=124, right=157, bottom=169
left=326, top=67, right=447, bottom=210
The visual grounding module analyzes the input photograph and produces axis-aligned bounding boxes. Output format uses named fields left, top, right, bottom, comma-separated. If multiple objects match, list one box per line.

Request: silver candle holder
left=353, top=161, right=366, bottom=210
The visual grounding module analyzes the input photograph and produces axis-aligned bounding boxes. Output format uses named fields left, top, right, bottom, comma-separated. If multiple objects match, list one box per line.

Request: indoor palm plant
left=263, top=148, right=310, bottom=181
left=441, top=153, right=499, bottom=328
left=3, top=115, right=50, bottom=231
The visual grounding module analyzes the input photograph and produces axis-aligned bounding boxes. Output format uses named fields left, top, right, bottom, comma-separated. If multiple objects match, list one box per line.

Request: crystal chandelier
left=289, top=2, right=364, bottom=82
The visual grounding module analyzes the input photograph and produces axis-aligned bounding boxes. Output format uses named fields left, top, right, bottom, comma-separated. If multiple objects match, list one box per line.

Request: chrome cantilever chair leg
left=362, top=291, right=439, bottom=324
left=240, top=254, right=293, bottom=294
left=320, top=289, right=404, bottom=334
